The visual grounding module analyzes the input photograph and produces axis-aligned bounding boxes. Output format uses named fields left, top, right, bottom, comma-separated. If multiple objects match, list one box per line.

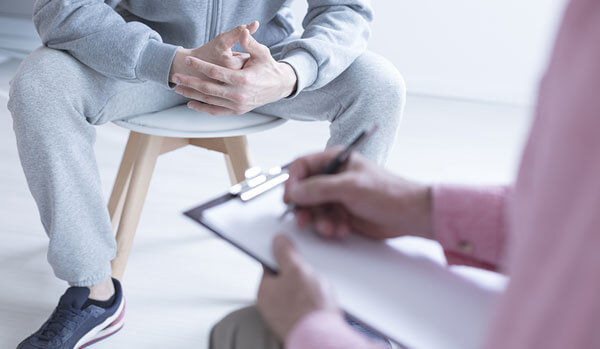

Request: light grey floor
left=0, top=54, right=528, bottom=348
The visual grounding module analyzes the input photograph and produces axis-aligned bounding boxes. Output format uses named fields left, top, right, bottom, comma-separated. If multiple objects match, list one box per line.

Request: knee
left=9, top=47, right=62, bottom=111
left=8, top=47, right=84, bottom=133
left=348, top=52, right=406, bottom=121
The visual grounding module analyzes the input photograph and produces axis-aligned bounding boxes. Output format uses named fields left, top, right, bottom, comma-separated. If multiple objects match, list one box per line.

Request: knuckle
left=226, top=59, right=241, bottom=70
left=237, top=75, right=248, bottom=85
left=201, top=94, right=212, bottom=104
left=317, top=184, right=334, bottom=198
left=207, top=67, right=220, bottom=79
left=199, top=82, right=214, bottom=95
left=214, top=34, right=226, bottom=45
left=231, top=93, right=244, bottom=104
left=236, top=93, right=248, bottom=104
left=178, top=76, right=188, bottom=85
left=220, top=55, right=234, bottom=67
left=189, top=79, right=202, bottom=90
left=341, top=175, right=360, bottom=188
left=190, top=58, right=201, bottom=69
left=190, top=80, right=201, bottom=90
left=261, top=46, right=271, bottom=56
left=342, top=177, right=363, bottom=197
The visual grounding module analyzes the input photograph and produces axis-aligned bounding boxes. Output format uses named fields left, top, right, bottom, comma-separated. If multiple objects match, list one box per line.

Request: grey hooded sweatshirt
left=32, top=0, right=373, bottom=97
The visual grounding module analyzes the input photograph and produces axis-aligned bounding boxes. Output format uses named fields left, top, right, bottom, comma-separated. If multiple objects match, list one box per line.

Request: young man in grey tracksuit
left=9, top=0, right=404, bottom=347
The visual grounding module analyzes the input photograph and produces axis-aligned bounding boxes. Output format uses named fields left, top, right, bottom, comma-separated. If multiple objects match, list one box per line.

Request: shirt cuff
left=432, top=185, right=508, bottom=269
left=279, top=49, right=319, bottom=98
left=135, top=39, right=180, bottom=88
left=286, top=310, right=376, bottom=349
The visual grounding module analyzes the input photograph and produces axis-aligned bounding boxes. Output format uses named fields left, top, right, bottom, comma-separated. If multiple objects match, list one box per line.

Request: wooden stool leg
left=223, top=136, right=252, bottom=185
left=111, top=134, right=163, bottom=281
left=107, top=132, right=143, bottom=230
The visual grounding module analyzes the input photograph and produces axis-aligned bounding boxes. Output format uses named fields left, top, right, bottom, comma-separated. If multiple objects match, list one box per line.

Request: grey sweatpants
left=8, top=46, right=404, bottom=287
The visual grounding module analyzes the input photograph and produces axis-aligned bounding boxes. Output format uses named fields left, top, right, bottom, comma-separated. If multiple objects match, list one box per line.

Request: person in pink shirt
left=209, top=0, right=600, bottom=347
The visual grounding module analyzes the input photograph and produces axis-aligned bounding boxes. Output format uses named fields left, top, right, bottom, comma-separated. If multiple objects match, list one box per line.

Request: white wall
left=0, top=0, right=34, bottom=17
left=289, top=0, right=568, bottom=106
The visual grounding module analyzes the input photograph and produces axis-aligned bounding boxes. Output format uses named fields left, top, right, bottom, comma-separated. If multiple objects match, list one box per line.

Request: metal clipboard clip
left=229, top=166, right=290, bottom=202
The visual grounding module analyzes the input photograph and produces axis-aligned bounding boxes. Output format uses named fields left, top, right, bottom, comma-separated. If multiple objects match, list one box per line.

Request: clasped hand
left=169, top=21, right=297, bottom=115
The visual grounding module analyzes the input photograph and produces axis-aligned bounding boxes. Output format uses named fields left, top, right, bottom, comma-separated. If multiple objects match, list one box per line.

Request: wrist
left=169, top=48, right=193, bottom=83
left=390, top=180, right=434, bottom=239
left=278, top=62, right=298, bottom=98
left=411, top=184, right=434, bottom=240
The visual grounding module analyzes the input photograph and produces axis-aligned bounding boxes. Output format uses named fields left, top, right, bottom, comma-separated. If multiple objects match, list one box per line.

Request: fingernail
left=185, top=58, right=191, bottom=65
left=174, top=87, right=181, bottom=94
left=172, top=76, right=180, bottom=84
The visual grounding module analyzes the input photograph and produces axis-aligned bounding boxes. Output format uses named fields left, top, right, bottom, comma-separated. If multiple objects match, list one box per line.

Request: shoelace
left=38, top=307, right=82, bottom=342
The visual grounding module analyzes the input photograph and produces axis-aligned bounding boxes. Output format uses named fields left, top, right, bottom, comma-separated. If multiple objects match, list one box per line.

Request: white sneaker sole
left=75, top=297, right=126, bottom=349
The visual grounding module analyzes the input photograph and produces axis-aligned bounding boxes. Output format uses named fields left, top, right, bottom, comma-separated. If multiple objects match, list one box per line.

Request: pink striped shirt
left=287, top=0, right=600, bottom=347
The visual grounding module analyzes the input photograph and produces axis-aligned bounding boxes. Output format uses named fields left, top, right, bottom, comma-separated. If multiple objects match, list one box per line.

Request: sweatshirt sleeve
left=286, top=311, right=384, bottom=349
left=279, top=0, right=373, bottom=97
left=432, top=185, right=510, bottom=271
left=33, top=0, right=180, bottom=87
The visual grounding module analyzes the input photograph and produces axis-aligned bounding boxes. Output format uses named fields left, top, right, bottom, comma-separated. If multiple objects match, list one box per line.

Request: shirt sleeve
left=286, top=311, right=384, bottom=349
left=33, top=0, right=180, bottom=87
left=279, top=0, right=373, bottom=97
left=432, top=185, right=510, bottom=271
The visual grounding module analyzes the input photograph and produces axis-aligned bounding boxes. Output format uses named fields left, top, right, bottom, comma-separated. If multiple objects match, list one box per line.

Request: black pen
left=280, top=124, right=378, bottom=220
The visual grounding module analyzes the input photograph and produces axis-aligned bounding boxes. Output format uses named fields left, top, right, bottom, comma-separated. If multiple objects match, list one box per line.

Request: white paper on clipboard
left=193, top=185, right=500, bottom=349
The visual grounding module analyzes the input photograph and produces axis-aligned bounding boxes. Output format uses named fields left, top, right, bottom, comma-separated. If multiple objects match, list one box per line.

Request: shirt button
left=458, top=240, right=473, bottom=254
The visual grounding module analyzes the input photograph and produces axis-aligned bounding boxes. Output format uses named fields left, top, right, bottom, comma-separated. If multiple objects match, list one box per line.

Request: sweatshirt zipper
left=208, top=0, right=220, bottom=41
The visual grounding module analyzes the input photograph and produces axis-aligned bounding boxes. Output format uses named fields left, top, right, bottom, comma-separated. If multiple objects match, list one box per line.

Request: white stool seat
left=113, top=104, right=286, bottom=138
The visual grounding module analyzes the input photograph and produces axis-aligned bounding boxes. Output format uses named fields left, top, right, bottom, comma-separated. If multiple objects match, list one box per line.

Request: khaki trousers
left=210, top=306, right=282, bottom=349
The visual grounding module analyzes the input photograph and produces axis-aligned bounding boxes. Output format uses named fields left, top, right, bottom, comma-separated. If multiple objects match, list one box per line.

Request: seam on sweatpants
left=310, top=87, right=347, bottom=123
left=65, top=266, right=113, bottom=287
left=90, top=83, right=149, bottom=125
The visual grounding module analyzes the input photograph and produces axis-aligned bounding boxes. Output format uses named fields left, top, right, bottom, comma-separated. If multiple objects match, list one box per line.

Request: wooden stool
left=107, top=105, right=286, bottom=280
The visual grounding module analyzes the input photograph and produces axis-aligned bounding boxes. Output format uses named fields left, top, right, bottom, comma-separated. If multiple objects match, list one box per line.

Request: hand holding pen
left=280, top=126, right=378, bottom=220
left=282, top=125, right=434, bottom=240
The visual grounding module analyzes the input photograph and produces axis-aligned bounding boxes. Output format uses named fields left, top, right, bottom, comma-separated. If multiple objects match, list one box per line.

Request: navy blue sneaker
left=18, top=278, right=125, bottom=349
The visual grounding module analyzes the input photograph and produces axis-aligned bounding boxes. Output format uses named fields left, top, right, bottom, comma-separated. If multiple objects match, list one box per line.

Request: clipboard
left=184, top=166, right=499, bottom=349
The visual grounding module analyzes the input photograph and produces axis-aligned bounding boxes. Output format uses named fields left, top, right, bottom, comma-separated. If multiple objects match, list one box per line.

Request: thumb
left=288, top=173, right=354, bottom=206
left=240, top=28, right=270, bottom=59
left=214, top=22, right=258, bottom=51
left=246, top=20, right=260, bottom=35
left=273, top=235, right=303, bottom=272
